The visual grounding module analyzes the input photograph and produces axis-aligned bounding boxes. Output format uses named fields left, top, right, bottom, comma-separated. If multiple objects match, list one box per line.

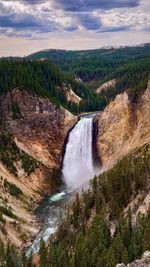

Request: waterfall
left=62, top=116, right=98, bottom=189
left=27, top=116, right=99, bottom=255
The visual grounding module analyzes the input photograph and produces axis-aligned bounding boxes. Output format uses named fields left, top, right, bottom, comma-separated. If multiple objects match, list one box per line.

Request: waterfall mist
left=62, top=116, right=99, bottom=189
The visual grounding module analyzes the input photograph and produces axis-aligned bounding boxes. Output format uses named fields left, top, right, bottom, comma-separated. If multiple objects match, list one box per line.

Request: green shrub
left=0, top=206, right=16, bottom=219
left=4, top=179, right=23, bottom=198
left=1, top=153, right=17, bottom=176
left=21, top=154, right=38, bottom=175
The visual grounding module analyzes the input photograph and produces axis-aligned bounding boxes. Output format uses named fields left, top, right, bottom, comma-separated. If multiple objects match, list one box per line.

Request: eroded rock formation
left=0, top=88, right=76, bottom=168
left=96, top=80, right=150, bottom=168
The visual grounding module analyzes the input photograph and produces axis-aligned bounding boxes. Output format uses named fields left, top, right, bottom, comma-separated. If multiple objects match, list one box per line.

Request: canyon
left=0, top=80, right=150, bottom=249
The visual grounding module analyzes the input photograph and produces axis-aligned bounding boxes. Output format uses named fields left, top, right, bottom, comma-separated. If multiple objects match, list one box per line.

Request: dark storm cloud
left=0, top=12, right=59, bottom=36
left=65, top=26, right=78, bottom=32
left=55, top=0, right=140, bottom=12
left=0, top=14, right=41, bottom=29
left=79, top=14, right=102, bottom=30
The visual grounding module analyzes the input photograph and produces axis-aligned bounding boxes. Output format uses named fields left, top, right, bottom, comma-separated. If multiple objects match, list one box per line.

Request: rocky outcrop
left=96, top=80, right=150, bottom=168
left=116, top=251, right=150, bottom=267
left=0, top=88, right=76, bottom=169
left=96, top=79, right=116, bottom=94
left=65, top=88, right=81, bottom=104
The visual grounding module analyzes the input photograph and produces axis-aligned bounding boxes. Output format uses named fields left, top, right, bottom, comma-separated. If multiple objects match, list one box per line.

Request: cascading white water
left=62, top=116, right=98, bottom=189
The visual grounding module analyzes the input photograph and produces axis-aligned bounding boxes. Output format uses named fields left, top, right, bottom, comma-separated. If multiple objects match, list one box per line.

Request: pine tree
left=39, top=239, right=47, bottom=267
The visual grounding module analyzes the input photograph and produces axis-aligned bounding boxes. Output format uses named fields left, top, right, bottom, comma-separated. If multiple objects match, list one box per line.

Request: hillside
left=0, top=52, right=150, bottom=116
left=0, top=140, right=149, bottom=267
left=0, top=60, right=86, bottom=114
left=28, top=45, right=150, bottom=113
left=38, top=143, right=150, bottom=267
left=28, top=44, right=150, bottom=66
left=0, top=88, right=76, bottom=246
left=28, top=44, right=150, bottom=84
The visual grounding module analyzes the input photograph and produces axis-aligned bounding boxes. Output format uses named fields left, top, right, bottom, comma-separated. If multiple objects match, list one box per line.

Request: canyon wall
left=0, top=88, right=76, bottom=169
left=0, top=88, right=76, bottom=246
left=96, top=80, right=150, bottom=168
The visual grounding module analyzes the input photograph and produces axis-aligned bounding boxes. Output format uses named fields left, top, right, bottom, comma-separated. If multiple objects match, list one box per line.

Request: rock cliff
left=0, top=88, right=76, bottom=246
left=96, top=79, right=116, bottom=94
left=96, top=80, right=150, bottom=168
left=0, top=88, right=76, bottom=168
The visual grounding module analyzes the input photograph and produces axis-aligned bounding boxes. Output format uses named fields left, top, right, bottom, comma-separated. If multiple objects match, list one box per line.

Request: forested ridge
left=28, top=44, right=150, bottom=83
left=0, top=55, right=150, bottom=115
left=0, top=60, right=85, bottom=114
left=27, top=44, right=150, bottom=106
left=0, top=144, right=149, bottom=266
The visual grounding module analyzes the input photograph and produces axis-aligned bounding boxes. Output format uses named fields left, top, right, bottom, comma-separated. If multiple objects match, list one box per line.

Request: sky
left=0, top=0, right=150, bottom=56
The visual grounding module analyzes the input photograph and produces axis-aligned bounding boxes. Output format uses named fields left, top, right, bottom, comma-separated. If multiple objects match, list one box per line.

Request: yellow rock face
left=96, top=80, right=150, bottom=168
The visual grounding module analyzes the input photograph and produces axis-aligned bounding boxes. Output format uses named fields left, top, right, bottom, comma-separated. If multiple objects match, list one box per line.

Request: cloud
left=0, top=28, right=33, bottom=38
left=0, top=0, right=149, bottom=46
left=23, top=0, right=44, bottom=3
left=54, top=0, right=140, bottom=12
left=99, top=25, right=130, bottom=32
left=0, top=1, right=60, bottom=35
left=65, top=26, right=78, bottom=32
left=79, top=14, right=102, bottom=30
left=0, top=14, right=41, bottom=29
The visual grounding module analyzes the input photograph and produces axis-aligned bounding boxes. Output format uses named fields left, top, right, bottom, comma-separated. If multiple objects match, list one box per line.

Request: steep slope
left=96, top=79, right=116, bottom=94
left=0, top=60, right=85, bottom=114
left=32, top=143, right=150, bottom=267
left=65, top=88, right=81, bottom=104
left=0, top=88, right=76, bottom=169
left=0, top=88, right=76, bottom=246
left=96, top=80, right=150, bottom=168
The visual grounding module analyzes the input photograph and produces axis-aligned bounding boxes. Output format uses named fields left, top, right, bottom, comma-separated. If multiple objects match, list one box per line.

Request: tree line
left=0, top=57, right=149, bottom=116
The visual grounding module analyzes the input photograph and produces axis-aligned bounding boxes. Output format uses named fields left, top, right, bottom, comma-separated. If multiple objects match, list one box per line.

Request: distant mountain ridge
left=27, top=43, right=150, bottom=60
